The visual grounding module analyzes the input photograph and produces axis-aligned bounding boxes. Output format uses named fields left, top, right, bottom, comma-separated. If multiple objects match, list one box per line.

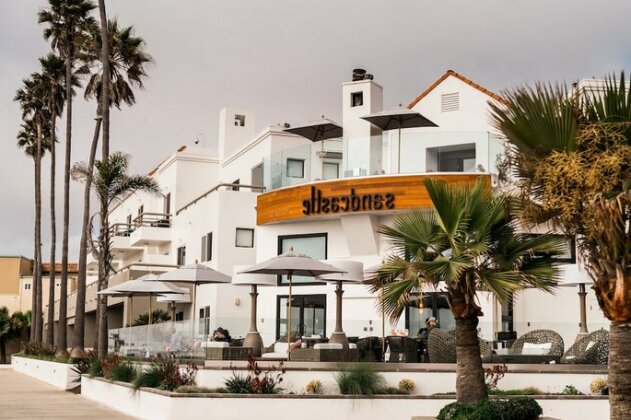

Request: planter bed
left=81, top=376, right=608, bottom=420
left=12, top=355, right=79, bottom=390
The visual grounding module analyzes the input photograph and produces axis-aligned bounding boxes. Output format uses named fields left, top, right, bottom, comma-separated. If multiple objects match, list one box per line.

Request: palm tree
left=71, top=152, right=160, bottom=357
left=71, top=18, right=151, bottom=358
left=38, top=53, right=74, bottom=346
left=490, top=74, right=631, bottom=419
left=369, top=178, right=564, bottom=405
left=0, top=309, right=31, bottom=364
left=14, top=75, right=53, bottom=343
left=132, top=310, right=171, bottom=327
left=39, top=0, right=96, bottom=355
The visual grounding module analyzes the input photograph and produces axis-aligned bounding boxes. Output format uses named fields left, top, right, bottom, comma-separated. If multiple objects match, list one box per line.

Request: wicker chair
left=510, top=329, right=564, bottom=356
left=561, top=329, right=609, bottom=365
left=427, top=329, right=456, bottom=363
left=357, top=336, right=383, bottom=362
left=386, top=336, right=418, bottom=362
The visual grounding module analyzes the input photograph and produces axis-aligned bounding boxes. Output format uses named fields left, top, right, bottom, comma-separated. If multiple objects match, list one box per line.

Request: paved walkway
left=0, top=368, right=134, bottom=419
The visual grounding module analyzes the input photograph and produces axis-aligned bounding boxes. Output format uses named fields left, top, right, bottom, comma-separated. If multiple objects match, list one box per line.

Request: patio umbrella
left=283, top=117, right=343, bottom=142
left=157, top=291, right=191, bottom=321
left=361, top=108, right=437, bottom=173
left=155, top=263, right=231, bottom=337
left=316, top=260, right=364, bottom=349
left=98, top=274, right=187, bottom=353
left=239, top=249, right=345, bottom=354
left=232, top=265, right=277, bottom=356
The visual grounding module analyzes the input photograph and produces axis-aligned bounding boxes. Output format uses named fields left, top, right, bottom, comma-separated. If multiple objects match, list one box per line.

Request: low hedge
left=437, top=397, right=543, bottom=420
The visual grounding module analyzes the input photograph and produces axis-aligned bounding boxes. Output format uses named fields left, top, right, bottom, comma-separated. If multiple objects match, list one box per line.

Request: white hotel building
left=63, top=70, right=608, bottom=350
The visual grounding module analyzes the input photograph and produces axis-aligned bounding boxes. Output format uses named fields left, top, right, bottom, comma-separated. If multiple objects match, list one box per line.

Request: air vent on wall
left=441, top=92, right=460, bottom=112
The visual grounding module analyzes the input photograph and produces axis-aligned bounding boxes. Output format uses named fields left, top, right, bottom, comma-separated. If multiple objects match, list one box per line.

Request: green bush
left=336, top=364, right=386, bottom=395
left=87, top=357, right=103, bottom=378
left=225, top=372, right=253, bottom=393
left=176, top=385, right=227, bottom=393
left=437, top=398, right=542, bottom=420
left=105, top=362, right=138, bottom=383
left=490, top=387, right=544, bottom=396
left=562, top=385, right=583, bottom=395
left=133, top=365, right=164, bottom=390
left=132, top=357, right=197, bottom=391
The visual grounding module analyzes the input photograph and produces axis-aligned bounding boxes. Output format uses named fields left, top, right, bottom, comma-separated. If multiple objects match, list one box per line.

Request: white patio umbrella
left=155, top=263, right=231, bottom=338
left=239, top=249, right=345, bottom=353
left=361, top=107, right=437, bottom=173
left=98, top=274, right=187, bottom=352
left=316, top=260, right=364, bottom=349
left=232, top=265, right=277, bottom=357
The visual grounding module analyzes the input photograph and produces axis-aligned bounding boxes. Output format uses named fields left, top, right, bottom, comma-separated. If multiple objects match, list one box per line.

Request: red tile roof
left=407, top=70, right=508, bottom=109
left=147, top=145, right=187, bottom=176
left=41, top=262, right=79, bottom=274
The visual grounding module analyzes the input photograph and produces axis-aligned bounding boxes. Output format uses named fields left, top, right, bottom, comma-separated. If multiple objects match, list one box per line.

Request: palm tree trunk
left=57, top=55, right=73, bottom=355
left=455, top=316, right=487, bottom=404
left=30, top=166, right=38, bottom=343
left=98, top=0, right=110, bottom=160
left=34, top=123, right=43, bottom=344
left=70, top=109, right=101, bottom=358
left=96, top=200, right=110, bottom=358
left=46, top=111, right=56, bottom=346
left=609, top=320, right=631, bottom=419
left=0, top=338, right=6, bottom=364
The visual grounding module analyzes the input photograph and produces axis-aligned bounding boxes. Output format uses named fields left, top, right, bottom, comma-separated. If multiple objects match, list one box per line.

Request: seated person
left=212, top=327, right=232, bottom=342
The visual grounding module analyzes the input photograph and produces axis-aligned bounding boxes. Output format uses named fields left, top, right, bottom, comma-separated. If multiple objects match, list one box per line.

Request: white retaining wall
left=81, top=376, right=608, bottom=420
left=12, top=356, right=80, bottom=390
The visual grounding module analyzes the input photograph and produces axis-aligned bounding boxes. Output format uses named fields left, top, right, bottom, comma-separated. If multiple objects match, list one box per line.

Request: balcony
left=108, top=223, right=142, bottom=260
left=128, top=212, right=172, bottom=246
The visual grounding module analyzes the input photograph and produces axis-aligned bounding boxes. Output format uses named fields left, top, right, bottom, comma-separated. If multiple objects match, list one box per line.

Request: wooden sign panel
left=257, top=174, right=489, bottom=225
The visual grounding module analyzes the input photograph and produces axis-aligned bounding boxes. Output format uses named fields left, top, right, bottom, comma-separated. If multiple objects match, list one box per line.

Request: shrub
left=133, top=357, right=198, bottom=391
left=225, top=372, right=253, bottom=393
left=590, top=376, right=608, bottom=395
left=224, top=356, right=285, bottom=394
left=490, top=387, right=544, bottom=396
left=484, top=364, right=508, bottom=391
left=305, top=379, right=323, bottom=394
left=87, top=356, right=103, bottom=378
left=133, top=365, right=163, bottom=390
left=21, top=342, right=56, bottom=359
left=398, top=378, right=416, bottom=393
left=562, top=384, right=583, bottom=395
left=336, top=364, right=386, bottom=395
left=101, top=354, right=124, bottom=378
left=105, top=362, right=138, bottom=383
left=176, top=385, right=227, bottom=394
left=437, top=398, right=542, bottom=420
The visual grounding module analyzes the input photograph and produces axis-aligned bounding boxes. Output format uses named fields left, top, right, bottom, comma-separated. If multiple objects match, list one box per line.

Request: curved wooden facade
left=256, top=173, right=490, bottom=225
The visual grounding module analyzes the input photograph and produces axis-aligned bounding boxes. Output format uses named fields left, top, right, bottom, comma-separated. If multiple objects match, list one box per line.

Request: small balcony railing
left=110, top=223, right=135, bottom=237
left=133, top=212, right=172, bottom=228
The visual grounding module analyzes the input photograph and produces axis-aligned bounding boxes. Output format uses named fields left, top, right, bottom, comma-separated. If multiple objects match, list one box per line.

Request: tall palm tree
left=490, top=74, right=631, bottom=419
left=39, top=0, right=96, bottom=355
left=71, top=152, right=160, bottom=357
left=0, top=308, right=31, bottom=364
left=39, top=53, right=74, bottom=346
left=15, top=75, right=53, bottom=343
left=71, top=18, right=152, bottom=357
left=370, top=178, right=564, bottom=405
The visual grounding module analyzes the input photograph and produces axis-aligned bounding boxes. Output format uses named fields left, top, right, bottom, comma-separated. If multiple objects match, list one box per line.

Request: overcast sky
left=1, top=0, right=630, bottom=261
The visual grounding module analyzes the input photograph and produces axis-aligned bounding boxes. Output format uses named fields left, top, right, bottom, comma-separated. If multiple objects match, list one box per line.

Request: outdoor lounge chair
left=561, top=329, right=609, bottom=365
left=427, top=329, right=492, bottom=363
left=510, top=329, right=564, bottom=356
left=261, top=342, right=289, bottom=360
left=386, top=336, right=418, bottom=362
left=356, top=336, right=383, bottom=362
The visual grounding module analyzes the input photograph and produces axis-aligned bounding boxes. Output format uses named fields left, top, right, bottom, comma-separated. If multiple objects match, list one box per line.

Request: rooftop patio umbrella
left=316, top=260, right=364, bottom=349
left=283, top=117, right=343, bottom=142
left=155, top=263, right=232, bottom=338
left=361, top=108, right=437, bottom=173
left=239, top=249, right=345, bottom=356
left=98, top=274, right=187, bottom=354
left=232, top=265, right=277, bottom=356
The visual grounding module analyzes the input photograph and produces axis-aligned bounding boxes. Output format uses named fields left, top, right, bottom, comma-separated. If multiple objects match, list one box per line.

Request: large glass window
left=322, top=162, right=339, bottom=180
left=235, top=228, right=254, bottom=248
left=276, top=294, right=326, bottom=340
left=426, top=143, right=476, bottom=172
left=278, top=233, right=327, bottom=285
left=287, top=158, right=305, bottom=178
left=405, top=293, right=455, bottom=335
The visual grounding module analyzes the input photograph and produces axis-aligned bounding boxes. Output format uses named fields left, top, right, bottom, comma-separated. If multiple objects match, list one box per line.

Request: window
left=405, top=292, right=455, bottom=335
left=278, top=233, right=327, bottom=285
left=287, top=159, right=304, bottom=178
left=276, top=294, right=326, bottom=340
left=175, top=311, right=184, bottom=322
left=201, top=232, right=212, bottom=262
left=163, top=193, right=171, bottom=215
left=527, top=234, right=576, bottom=263
left=235, top=228, right=254, bottom=248
left=234, top=114, right=246, bottom=127
left=24, top=283, right=31, bottom=290
left=351, top=91, right=363, bottom=107
left=322, top=162, right=339, bottom=180
left=198, top=306, right=210, bottom=335
left=441, top=92, right=460, bottom=112
left=177, top=245, right=186, bottom=266
left=426, top=143, right=476, bottom=172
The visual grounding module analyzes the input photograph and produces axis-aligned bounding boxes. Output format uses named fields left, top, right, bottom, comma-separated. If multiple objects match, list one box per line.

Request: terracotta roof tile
left=147, top=145, right=187, bottom=176
left=407, top=70, right=508, bottom=109
left=41, top=262, right=79, bottom=274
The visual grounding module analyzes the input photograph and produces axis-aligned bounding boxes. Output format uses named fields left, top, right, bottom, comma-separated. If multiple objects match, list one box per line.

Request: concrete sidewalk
left=0, top=368, right=134, bottom=419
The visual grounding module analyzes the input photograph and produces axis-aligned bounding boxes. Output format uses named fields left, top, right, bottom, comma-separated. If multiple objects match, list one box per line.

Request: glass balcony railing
left=261, top=131, right=504, bottom=191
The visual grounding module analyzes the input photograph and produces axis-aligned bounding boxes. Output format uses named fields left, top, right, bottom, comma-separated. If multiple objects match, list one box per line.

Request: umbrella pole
left=128, top=297, right=133, bottom=355
left=381, top=289, right=386, bottom=362
left=148, top=296, right=152, bottom=356
left=287, top=273, right=292, bottom=359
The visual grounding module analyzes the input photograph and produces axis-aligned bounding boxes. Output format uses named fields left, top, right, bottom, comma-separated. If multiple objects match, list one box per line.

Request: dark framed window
left=234, top=114, right=246, bottom=127
left=351, top=91, right=363, bottom=107
left=286, top=159, right=305, bottom=178
left=275, top=294, right=327, bottom=341
left=177, top=245, right=186, bottom=266
left=198, top=306, right=210, bottom=335
left=175, top=311, right=184, bottom=322
left=277, top=233, right=327, bottom=285
left=527, top=234, right=576, bottom=263
left=201, top=232, right=212, bottom=262
left=235, top=228, right=254, bottom=248
left=163, top=193, right=171, bottom=215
